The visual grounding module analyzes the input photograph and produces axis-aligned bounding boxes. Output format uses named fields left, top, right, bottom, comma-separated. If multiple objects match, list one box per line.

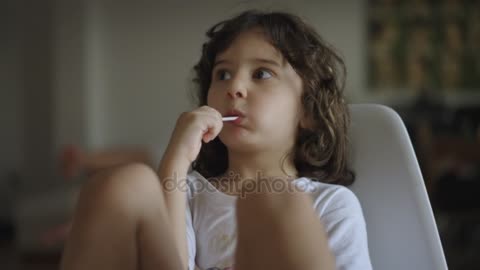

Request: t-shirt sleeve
left=317, top=187, right=372, bottom=270
left=186, top=178, right=197, bottom=270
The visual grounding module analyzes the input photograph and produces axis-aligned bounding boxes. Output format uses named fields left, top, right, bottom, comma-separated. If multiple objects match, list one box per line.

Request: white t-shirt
left=185, top=170, right=372, bottom=270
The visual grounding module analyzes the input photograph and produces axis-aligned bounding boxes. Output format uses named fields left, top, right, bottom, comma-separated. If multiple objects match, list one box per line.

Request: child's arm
left=318, top=187, right=372, bottom=269
left=157, top=106, right=223, bottom=269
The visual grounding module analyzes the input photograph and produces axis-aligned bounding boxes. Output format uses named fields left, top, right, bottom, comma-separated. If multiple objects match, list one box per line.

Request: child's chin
left=219, top=133, right=255, bottom=150
left=220, top=127, right=248, bottom=140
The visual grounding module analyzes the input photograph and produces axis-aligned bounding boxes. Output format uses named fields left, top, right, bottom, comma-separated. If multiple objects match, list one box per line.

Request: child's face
left=207, top=28, right=303, bottom=153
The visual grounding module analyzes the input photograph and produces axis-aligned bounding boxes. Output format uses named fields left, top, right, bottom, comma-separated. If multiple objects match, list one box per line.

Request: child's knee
left=77, top=163, right=164, bottom=218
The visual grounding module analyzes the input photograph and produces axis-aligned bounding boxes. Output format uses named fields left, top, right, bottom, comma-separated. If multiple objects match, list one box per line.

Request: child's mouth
left=223, top=116, right=244, bottom=125
left=222, top=116, right=239, bottom=122
left=230, top=116, right=243, bottom=125
left=223, top=109, right=246, bottom=125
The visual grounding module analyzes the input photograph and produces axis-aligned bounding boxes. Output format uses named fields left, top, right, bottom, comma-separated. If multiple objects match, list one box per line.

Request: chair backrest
left=348, top=104, right=448, bottom=270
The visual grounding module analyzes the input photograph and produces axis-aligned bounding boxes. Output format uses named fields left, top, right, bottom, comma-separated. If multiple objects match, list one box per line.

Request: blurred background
left=1, top=0, right=479, bottom=269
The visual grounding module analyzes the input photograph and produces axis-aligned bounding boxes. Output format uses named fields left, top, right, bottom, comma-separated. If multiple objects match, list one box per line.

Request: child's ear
left=297, top=106, right=315, bottom=130
left=299, top=115, right=314, bottom=130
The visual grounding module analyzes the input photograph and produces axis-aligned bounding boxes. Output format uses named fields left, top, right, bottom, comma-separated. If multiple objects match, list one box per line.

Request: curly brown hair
left=191, top=10, right=354, bottom=186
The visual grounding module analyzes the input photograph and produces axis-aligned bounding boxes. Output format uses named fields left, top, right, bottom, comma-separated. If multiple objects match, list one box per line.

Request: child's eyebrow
left=213, top=59, right=230, bottom=68
left=252, top=58, right=283, bottom=67
left=213, top=58, right=283, bottom=68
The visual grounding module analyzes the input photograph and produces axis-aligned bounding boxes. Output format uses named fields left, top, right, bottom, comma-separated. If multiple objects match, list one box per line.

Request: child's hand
left=164, top=106, right=223, bottom=165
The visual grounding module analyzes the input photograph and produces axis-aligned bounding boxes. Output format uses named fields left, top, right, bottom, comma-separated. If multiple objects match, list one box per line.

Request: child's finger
left=202, top=115, right=223, bottom=143
left=204, top=110, right=224, bottom=141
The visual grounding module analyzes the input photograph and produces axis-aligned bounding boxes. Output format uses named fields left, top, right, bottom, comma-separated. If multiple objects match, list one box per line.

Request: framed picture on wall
left=367, top=0, right=480, bottom=98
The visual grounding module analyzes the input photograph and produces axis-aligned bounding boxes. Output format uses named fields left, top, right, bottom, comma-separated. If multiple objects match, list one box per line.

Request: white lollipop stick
left=222, top=116, right=239, bottom=122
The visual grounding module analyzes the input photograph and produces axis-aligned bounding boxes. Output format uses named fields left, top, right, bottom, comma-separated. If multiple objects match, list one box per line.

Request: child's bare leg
left=60, top=163, right=183, bottom=270
left=235, top=182, right=335, bottom=270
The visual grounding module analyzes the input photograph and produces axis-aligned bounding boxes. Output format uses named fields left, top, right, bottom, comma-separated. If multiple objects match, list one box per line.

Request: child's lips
left=223, top=109, right=246, bottom=125
left=230, top=116, right=244, bottom=125
left=225, top=108, right=245, bottom=117
left=223, top=116, right=245, bottom=126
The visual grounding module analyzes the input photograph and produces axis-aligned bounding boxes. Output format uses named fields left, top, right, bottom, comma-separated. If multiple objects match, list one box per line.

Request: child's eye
left=253, top=69, right=273, bottom=79
left=216, top=69, right=232, bottom=81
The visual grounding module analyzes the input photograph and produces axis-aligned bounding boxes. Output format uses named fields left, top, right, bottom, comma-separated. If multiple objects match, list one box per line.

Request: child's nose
left=227, top=88, right=246, bottom=99
left=227, top=78, right=247, bottom=99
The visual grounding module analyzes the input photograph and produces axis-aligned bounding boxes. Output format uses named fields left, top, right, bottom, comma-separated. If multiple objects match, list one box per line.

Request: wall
left=0, top=0, right=23, bottom=179
left=0, top=0, right=24, bottom=218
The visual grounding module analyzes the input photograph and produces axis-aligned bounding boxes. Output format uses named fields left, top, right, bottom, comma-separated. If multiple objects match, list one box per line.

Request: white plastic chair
left=348, top=104, right=448, bottom=270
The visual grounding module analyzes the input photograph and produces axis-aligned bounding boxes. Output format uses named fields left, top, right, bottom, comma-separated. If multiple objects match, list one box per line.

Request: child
left=60, top=10, right=372, bottom=270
